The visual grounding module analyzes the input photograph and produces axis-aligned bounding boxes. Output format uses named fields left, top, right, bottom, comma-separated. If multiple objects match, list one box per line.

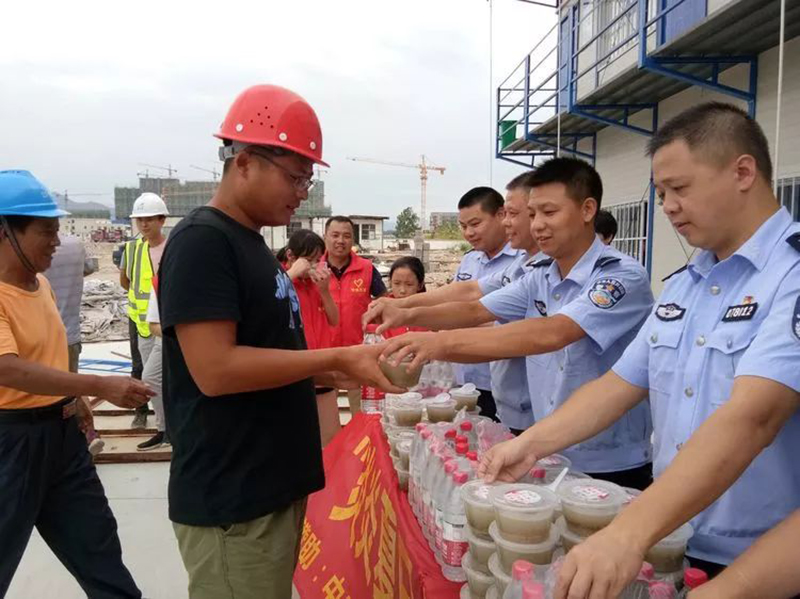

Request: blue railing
left=496, top=0, right=711, bottom=154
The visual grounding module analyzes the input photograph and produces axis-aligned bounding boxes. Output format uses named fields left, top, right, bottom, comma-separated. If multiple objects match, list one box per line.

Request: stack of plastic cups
left=488, top=484, right=560, bottom=595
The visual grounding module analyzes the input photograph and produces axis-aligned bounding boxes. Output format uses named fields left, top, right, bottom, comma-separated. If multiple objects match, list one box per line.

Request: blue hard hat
left=0, top=170, right=69, bottom=218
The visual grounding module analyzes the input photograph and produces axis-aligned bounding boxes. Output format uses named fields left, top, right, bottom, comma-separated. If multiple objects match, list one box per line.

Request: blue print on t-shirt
left=275, top=272, right=301, bottom=329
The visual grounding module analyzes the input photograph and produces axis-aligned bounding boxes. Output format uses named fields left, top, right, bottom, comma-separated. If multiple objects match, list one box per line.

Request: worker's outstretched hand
left=553, top=525, right=645, bottom=599
left=362, top=297, right=408, bottom=335
left=336, top=344, right=406, bottom=394
left=380, top=331, right=444, bottom=373
left=95, top=376, right=155, bottom=409
left=478, top=436, right=538, bottom=483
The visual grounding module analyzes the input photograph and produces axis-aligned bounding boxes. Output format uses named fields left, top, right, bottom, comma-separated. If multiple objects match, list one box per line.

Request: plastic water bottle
left=441, top=471, right=469, bottom=582
left=677, top=568, right=708, bottom=597
left=521, top=579, right=545, bottom=599
left=621, top=562, right=655, bottom=599
left=503, top=560, right=535, bottom=599
left=361, top=324, right=385, bottom=413
left=409, top=424, right=429, bottom=518
left=434, top=460, right=459, bottom=558
left=648, top=581, right=676, bottom=599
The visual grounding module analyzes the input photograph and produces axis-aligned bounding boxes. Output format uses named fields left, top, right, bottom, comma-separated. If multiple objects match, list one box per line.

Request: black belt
left=0, top=397, right=77, bottom=423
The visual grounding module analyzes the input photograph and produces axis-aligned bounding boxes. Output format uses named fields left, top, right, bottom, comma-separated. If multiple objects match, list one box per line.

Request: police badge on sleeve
left=588, top=278, right=626, bottom=309
left=793, top=296, right=800, bottom=341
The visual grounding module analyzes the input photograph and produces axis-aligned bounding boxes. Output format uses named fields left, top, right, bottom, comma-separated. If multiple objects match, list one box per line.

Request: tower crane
left=347, top=155, right=445, bottom=231
left=137, top=163, right=178, bottom=178
left=189, top=165, right=220, bottom=182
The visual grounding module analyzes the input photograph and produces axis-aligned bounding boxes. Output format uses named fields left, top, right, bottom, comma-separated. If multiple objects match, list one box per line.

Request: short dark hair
left=389, top=256, right=426, bottom=292
left=457, top=187, right=505, bottom=215
left=276, top=228, right=325, bottom=263
left=647, top=102, right=773, bottom=183
left=0, top=216, right=36, bottom=234
left=325, top=216, right=355, bottom=232
left=506, top=171, right=538, bottom=192
left=595, top=209, right=618, bottom=240
left=528, top=157, right=603, bottom=208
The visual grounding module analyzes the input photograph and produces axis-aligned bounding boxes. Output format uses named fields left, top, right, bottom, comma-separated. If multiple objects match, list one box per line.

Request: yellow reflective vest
left=123, top=238, right=153, bottom=338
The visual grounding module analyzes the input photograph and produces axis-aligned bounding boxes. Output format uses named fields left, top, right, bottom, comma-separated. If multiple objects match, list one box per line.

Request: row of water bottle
left=408, top=419, right=482, bottom=582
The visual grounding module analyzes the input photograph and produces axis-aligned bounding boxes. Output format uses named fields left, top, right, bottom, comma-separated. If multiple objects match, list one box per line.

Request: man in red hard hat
left=158, top=85, right=400, bottom=599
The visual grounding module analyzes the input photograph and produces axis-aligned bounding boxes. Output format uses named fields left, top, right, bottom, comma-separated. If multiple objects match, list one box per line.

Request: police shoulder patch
left=786, top=233, right=800, bottom=253
left=501, top=275, right=512, bottom=287
left=456, top=272, right=473, bottom=281
left=534, top=300, right=547, bottom=316
left=792, top=296, right=800, bottom=341
left=594, top=256, right=621, bottom=270
left=656, top=303, right=686, bottom=321
left=588, top=278, right=626, bottom=309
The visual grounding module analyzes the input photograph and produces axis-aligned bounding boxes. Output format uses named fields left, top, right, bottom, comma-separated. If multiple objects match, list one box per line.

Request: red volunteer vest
left=292, top=276, right=334, bottom=351
left=326, top=252, right=374, bottom=347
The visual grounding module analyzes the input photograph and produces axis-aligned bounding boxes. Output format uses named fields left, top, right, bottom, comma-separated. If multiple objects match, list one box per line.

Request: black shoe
left=131, top=412, right=148, bottom=429
left=137, top=432, right=165, bottom=452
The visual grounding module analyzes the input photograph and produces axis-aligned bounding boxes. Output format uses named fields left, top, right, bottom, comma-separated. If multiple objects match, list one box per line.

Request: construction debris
left=81, top=279, right=129, bottom=342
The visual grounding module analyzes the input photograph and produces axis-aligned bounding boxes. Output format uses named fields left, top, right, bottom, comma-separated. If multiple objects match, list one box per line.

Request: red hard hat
left=215, top=84, right=329, bottom=166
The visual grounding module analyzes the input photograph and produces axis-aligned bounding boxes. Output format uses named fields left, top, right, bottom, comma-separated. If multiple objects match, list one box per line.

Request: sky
left=0, top=0, right=556, bottom=223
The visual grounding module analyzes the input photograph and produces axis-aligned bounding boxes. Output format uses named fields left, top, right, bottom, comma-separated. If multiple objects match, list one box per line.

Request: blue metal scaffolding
left=495, top=0, right=775, bottom=274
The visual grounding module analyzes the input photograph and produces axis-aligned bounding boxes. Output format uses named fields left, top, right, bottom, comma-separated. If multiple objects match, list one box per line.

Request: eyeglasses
left=247, top=148, right=315, bottom=191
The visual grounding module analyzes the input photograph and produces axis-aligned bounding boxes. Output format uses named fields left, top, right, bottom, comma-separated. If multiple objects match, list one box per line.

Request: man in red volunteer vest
left=324, top=216, right=387, bottom=414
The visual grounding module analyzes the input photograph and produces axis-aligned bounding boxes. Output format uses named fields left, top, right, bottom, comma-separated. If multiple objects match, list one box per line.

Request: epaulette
left=662, top=264, right=688, bottom=282
left=594, top=256, right=621, bottom=269
left=530, top=258, right=554, bottom=268
left=786, top=232, right=800, bottom=253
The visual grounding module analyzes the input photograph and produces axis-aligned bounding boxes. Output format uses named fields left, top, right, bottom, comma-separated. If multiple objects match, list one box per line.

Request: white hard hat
left=130, top=193, right=169, bottom=218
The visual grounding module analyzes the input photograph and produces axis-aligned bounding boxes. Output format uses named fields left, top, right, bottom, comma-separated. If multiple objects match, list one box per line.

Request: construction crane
left=190, top=165, right=220, bottom=182
left=137, top=163, right=178, bottom=178
left=347, top=155, right=445, bottom=231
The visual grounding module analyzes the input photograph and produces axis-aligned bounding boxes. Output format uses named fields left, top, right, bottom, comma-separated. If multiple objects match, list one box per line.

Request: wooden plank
left=93, top=435, right=172, bottom=464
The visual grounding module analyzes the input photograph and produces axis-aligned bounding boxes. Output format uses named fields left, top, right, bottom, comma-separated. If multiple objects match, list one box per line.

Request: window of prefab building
left=287, top=220, right=303, bottom=235
left=607, top=198, right=648, bottom=266
left=361, top=223, right=377, bottom=240
left=778, top=176, right=800, bottom=220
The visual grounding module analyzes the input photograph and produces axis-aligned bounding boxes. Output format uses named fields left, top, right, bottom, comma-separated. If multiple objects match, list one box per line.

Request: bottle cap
left=511, top=560, right=534, bottom=581
left=684, top=568, right=708, bottom=589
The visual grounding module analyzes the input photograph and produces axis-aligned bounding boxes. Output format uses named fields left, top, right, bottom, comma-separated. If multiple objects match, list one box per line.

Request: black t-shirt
left=160, top=207, right=324, bottom=526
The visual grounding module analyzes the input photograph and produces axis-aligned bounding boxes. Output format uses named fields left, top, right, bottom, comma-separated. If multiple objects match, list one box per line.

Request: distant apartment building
left=429, top=211, right=459, bottom=230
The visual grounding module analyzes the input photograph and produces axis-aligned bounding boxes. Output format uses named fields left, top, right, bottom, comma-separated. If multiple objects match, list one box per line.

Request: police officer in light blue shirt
left=381, top=158, right=655, bottom=488
left=478, top=103, right=800, bottom=599
left=364, top=174, right=543, bottom=432
left=452, top=187, right=521, bottom=420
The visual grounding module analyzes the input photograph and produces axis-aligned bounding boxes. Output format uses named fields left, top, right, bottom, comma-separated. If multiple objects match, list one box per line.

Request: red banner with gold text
left=294, top=414, right=461, bottom=599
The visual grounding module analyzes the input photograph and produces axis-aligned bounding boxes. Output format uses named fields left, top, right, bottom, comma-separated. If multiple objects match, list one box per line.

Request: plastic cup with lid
left=645, top=523, right=693, bottom=574
left=535, top=454, right=572, bottom=472
left=392, top=397, right=424, bottom=427
left=461, top=552, right=494, bottom=598
left=621, top=486, right=642, bottom=508
left=451, top=384, right=481, bottom=411
left=388, top=429, right=416, bottom=456
left=490, top=484, right=558, bottom=544
left=461, top=479, right=498, bottom=540
left=465, top=526, right=496, bottom=574
left=556, top=479, right=626, bottom=536
left=556, top=516, right=588, bottom=553
left=397, top=439, right=412, bottom=470
left=488, top=553, right=513, bottom=595
left=489, top=522, right=559, bottom=573
left=427, top=394, right=458, bottom=423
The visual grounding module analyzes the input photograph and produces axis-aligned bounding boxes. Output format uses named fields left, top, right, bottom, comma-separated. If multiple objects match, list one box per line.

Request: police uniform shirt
left=478, top=252, right=547, bottom=430
left=481, top=237, right=654, bottom=472
left=613, top=207, right=800, bottom=564
left=453, top=242, right=521, bottom=390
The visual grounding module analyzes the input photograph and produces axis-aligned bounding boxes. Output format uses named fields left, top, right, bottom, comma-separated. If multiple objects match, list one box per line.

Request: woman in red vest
left=279, top=230, right=341, bottom=445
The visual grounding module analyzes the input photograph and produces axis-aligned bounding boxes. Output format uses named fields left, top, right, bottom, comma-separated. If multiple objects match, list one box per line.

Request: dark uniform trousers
left=0, top=399, right=141, bottom=599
